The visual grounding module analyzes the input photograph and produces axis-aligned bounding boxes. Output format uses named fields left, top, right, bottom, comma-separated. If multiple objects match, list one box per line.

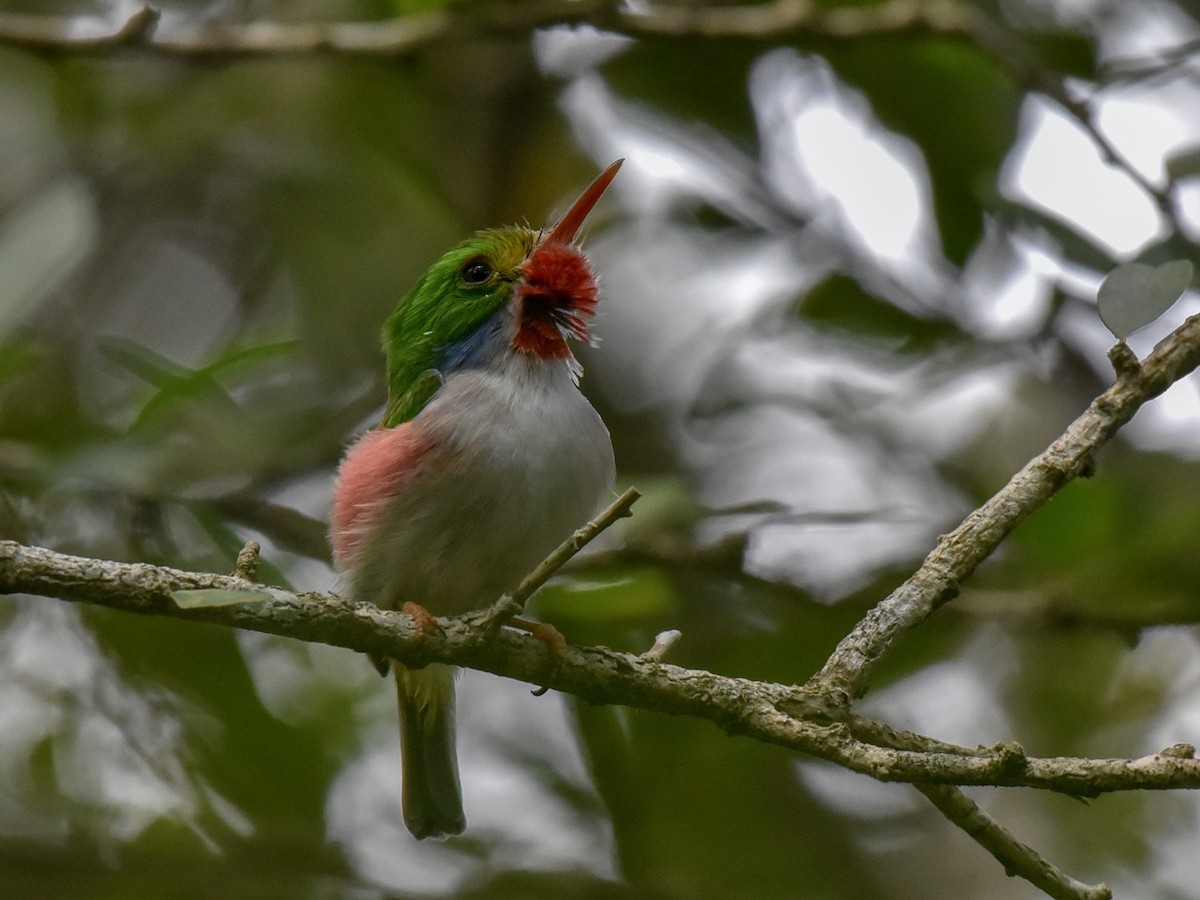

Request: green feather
left=381, top=369, right=442, bottom=429
left=380, top=227, right=536, bottom=425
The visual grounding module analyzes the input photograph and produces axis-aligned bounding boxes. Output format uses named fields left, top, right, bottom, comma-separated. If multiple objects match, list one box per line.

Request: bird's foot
left=509, top=617, right=568, bottom=696
left=510, top=617, right=568, bottom=656
left=370, top=603, right=440, bottom=676
left=402, top=601, right=439, bottom=640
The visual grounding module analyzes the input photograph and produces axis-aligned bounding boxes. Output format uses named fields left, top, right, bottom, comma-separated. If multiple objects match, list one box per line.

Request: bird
left=329, top=161, right=622, bottom=840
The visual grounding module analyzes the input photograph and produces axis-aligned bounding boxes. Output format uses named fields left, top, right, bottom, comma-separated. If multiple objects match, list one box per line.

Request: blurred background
left=3, top=0, right=1200, bottom=897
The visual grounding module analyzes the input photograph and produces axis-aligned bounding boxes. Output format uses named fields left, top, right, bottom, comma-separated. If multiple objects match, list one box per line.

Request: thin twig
left=959, top=10, right=1191, bottom=243
left=465, top=486, right=641, bottom=638
left=233, top=540, right=261, bottom=581
left=1101, top=37, right=1200, bottom=84
left=916, top=784, right=1111, bottom=900
left=641, top=629, right=683, bottom=662
left=813, top=313, right=1200, bottom=704
left=1050, top=89, right=1183, bottom=231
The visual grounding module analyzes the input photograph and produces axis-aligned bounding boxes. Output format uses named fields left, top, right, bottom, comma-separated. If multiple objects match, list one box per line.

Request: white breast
left=347, top=356, right=615, bottom=615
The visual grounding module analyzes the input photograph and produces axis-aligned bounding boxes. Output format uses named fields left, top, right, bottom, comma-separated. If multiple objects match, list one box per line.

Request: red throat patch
left=512, top=242, right=598, bottom=360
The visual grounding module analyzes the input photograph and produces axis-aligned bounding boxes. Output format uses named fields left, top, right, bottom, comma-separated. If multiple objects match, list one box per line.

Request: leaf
left=1028, top=30, right=1097, bottom=79
left=991, top=196, right=1118, bottom=272
left=532, top=568, right=679, bottom=623
left=797, top=274, right=961, bottom=350
left=1097, top=260, right=1193, bottom=338
left=827, top=38, right=1020, bottom=264
left=607, top=39, right=762, bottom=139
left=0, top=341, right=39, bottom=386
left=171, top=589, right=272, bottom=608
left=99, top=337, right=186, bottom=388
left=100, top=337, right=298, bottom=432
left=1166, top=146, right=1200, bottom=181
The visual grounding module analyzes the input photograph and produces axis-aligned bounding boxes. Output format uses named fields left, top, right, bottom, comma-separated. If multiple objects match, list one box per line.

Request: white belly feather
left=346, top=357, right=615, bottom=615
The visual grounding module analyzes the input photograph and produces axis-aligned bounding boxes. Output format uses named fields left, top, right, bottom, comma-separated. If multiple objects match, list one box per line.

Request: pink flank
left=330, top=423, right=429, bottom=571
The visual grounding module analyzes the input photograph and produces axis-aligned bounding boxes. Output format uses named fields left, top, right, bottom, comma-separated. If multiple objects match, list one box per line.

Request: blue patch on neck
left=438, top=308, right=509, bottom=374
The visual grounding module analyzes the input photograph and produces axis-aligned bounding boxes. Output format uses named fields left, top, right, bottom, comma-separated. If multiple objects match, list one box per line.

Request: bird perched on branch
left=330, top=161, right=622, bottom=839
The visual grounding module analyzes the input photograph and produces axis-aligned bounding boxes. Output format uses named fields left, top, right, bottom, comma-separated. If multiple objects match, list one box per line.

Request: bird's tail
left=396, top=663, right=465, bottom=839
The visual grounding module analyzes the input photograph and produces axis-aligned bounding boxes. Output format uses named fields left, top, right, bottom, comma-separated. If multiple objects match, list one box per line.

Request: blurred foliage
left=3, top=0, right=1200, bottom=898
left=796, top=273, right=964, bottom=350
left=824, top=36, right=1023, bottom=264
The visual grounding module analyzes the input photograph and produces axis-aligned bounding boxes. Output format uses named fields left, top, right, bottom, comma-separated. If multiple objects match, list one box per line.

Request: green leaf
left=171, top=588, right=272, bottom=608
left=827, top=38, right=1020, bottom=264
left=1028, top=30, right=1097, bottom=79
left=607, top=40, right=762, bottom=139
left=1166, top=146, right=1200, bottom=181
left=532, top=568, right=679, bottom=623
left=100, top=337, right=298, bottom=433
left=797, top=274, right=961, bottom=349
left=1097, top=260, right=1193, bottom=338
left=99, top=337, right=187, bottom=388
left=0, top=341, right=39, bottom=386
left=992, top=196, right=1118, bottom=272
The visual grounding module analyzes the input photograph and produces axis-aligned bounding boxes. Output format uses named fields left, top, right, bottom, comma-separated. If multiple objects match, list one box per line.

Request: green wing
left=381, top=368, right=444, bottom=428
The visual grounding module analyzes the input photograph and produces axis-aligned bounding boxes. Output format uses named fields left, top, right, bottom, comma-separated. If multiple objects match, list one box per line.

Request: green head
left=379, top=161, right=623, bottom=427
left=380, top=227, right=537, bottom=425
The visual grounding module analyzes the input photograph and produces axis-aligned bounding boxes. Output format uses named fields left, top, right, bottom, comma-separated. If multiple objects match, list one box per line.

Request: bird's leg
left=509, top=617, right=568, bottom=657
left=370, top=602, right=440, bottom=676
left=403, top=601, right=439, bottom=640
left=508, top=617, right=570, bottom=696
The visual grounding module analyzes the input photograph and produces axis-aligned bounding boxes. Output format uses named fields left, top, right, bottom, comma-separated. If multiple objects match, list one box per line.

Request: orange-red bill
left=543, top=159, right=624, bottom=245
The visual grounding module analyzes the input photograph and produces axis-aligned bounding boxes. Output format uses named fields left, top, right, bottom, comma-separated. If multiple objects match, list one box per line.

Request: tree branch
left=953, top=8, right=1193, bottom=246
left=4, top=538, right=1200, bottom=798
left=0, top=0, right=985, bottom=59
left=813, top=312, right=1200, bottom=704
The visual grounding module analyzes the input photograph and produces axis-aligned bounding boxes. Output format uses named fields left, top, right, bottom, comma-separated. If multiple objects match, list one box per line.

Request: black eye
left=460, top=257, right=493, bottom=285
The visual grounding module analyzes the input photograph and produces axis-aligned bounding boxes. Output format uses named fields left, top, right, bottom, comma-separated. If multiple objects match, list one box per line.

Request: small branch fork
left=916, top=785, right=1113, bottom=900
left=812, top=328, right=1200, bottom=708
left=463, top=486, right=640, bottom=641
